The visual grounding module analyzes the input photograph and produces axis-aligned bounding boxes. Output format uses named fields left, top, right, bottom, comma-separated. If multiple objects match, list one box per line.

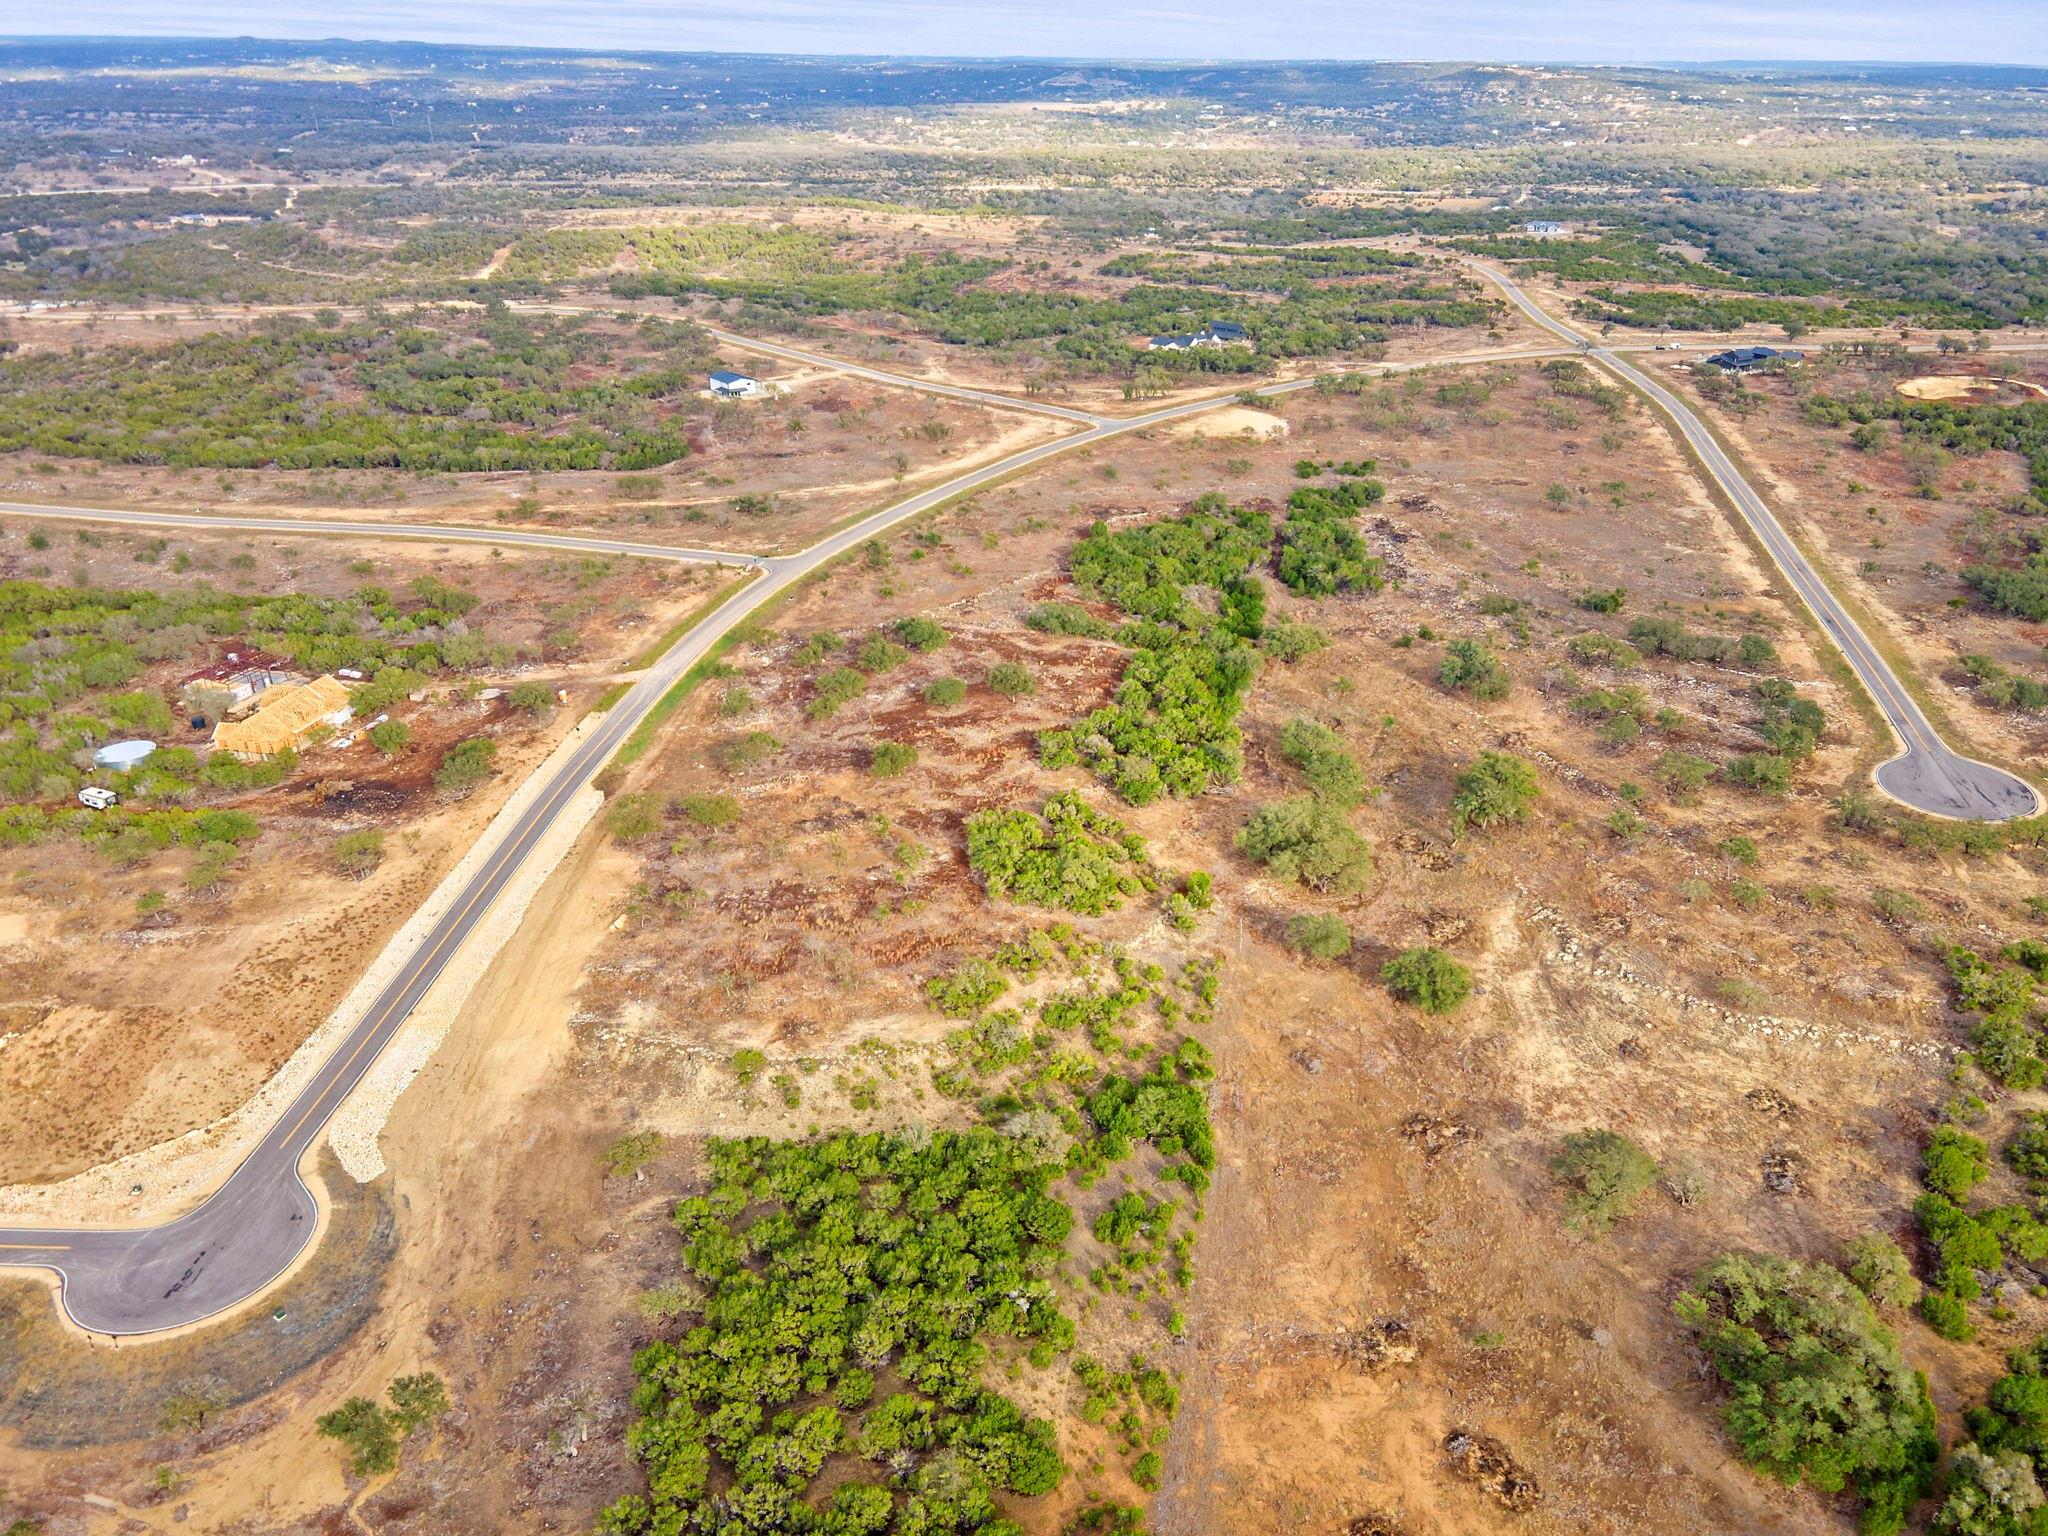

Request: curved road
left=0, top=340, right=1568, bottom=1335
left=1472, top=263, right=2039, bottom=823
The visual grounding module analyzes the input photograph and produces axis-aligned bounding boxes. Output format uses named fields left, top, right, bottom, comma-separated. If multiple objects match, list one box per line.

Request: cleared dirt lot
left=0, top=527, right=721, bottom=1184
left=5, top=356, right=2044, bottom=1536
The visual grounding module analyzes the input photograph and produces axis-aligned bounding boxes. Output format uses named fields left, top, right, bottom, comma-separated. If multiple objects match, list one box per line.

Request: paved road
left=0, top=338, right=1575, bottom=1334
left=1472, top=263, right=2040, bottom=822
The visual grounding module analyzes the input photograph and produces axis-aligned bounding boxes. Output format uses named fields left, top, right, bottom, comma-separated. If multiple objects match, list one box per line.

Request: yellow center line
left=271, top=778, right=569, bottom=1148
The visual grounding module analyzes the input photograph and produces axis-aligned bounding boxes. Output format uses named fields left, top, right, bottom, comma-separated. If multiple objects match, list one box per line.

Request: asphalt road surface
left=0, top=340, right=1575, bottom=1334
left=1472, top=263, right=2040, bottom=823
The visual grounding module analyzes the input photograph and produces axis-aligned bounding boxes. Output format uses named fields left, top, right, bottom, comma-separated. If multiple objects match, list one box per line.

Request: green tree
left=894, top=616, right=950, bottom=652
left=1674, top=1253, right=1937, bottom=1535
left=870, top=741, right=918, bottom=777
left=332, top=828, right=385, bottom=880
left=508, top=680, right=557, bottom=716
left=367, top=718, right=412, bottom=756
left=1285, top=912, right=1352, bottom=960
left=385, top=1374, right=451, bottom=1437
left=601, top=1130, right=664, bottom=1180
left=1553, top=1130, right=1657, bottom=1236
left=1451, top=752, right=1539, bottom=835
left=1926, top=1126, right=1993, bottom=1201
left=1277, top=717, right=1366, bottom=807
left=434, top=737, right=497, bottom=798
left=316, top=1396, right=399, bottom=1476
left=1237, top=797, right=1371, bottom=894
left=988, top=661, right=1037, bottom=697
left=1440, top=638, right=1511, bottom=700
left=1380, top=946, right=1471, bottom=1014
left=1844, top=1234, right=1923, bottom=1312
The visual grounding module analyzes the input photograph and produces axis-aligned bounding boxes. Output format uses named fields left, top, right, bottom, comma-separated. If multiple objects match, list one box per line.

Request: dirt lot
left=0, top=528, right=722, bottom=1184
left=0, top=358, right=1056, bottom=560
left=6, top=355, right=2044, bottom=1535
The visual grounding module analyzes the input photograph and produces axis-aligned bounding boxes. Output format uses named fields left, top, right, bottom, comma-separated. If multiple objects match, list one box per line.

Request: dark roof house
left=1702, top=346, right=1804, bottom=372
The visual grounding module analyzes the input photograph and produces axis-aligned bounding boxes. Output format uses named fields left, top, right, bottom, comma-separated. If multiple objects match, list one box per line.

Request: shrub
left=601, top=1130, right=664, bottom=1179
left=332, top=828, right=384, bottom=879
left=508, top=680, right=556, bottom=716
left=923, top=676, right=968, bottom=708
left=1025, top=602, right=1111, bottom=639
left=608, top=793, right=666, bottom=842
left=1874, top=889, right=1925, bottom=925
left=434, top=736, right=497, bottom=797
left=1278, top=716, right=1366, bottom=807
left=1725, top=752, right=1794, bottom=794
left=1553, top=1129, right=1657, bottom=1236
left=1566, top=632, right=1641, bottom=669
left=1439, top=638, right=1511, bottom=700
left=714, top=731, right=781, bottom=775
left=719, top=685, right=751, bottom=717
left=855, top=636, right=909, bottom=673
left=988, top=661, right=1037, bottom=697
left=1676, top=1253, right=1938, bottom=1532
left=1576, top=588, right=1627, bottom=614
left=1284, top=912, right=1352, bottom=960
left=1843, top=1234, right=1922, bottom=1312
left=926, top=959, right=1009, bottom=1018
left=966, top=792, right=1152, bottom=915
left=893, top=616, right=950, bottom=652
left=809, top=667, right=867, bottom=718
left=2010, top=1115, right=2048, bottom=1183
left=1237, top=797, right=1372, bottom=895
left=679, top=793, right=739, bottom=829
left=1656, top=750, right=1714, bottom=802
left=1381, top=946, right=1471, bottom=1014
left=367, top=718, right=412, bottom=756
left=1922, top=1289, right=1975, bottom=1342
left=1450, top=752, right=1539, bottom=835
left=870, top=741, right=918, bottom=777
left=1261, top=619, right=1329, bottom=662
left=1925, top=1127, right=1992, bottom=1201
left=316, top=1396, right=398, bottom=1476
left=1932, top=1445, right=2046, bottom=1535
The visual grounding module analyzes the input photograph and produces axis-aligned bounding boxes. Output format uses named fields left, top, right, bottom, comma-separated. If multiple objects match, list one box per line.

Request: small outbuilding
left=709, top=369, right=770, bottom=400
left=212, top=675, right=354, bottom=760
left=92, top=739, right=157, bottom=772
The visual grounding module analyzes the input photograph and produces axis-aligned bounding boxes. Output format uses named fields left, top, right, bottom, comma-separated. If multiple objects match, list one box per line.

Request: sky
left=7, top=0, right=2046, bottom=65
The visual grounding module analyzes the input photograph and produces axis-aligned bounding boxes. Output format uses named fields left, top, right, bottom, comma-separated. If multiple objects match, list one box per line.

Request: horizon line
left=3, top=34, right=2045, bottom=71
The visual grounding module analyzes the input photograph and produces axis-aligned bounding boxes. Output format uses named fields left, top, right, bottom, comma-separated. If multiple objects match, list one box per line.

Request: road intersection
left=0, top=285, right=2036, bottom=1334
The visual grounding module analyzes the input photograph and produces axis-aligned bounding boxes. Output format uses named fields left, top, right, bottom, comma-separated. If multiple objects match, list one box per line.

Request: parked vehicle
left=78, top=786, right=119, bottom=810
